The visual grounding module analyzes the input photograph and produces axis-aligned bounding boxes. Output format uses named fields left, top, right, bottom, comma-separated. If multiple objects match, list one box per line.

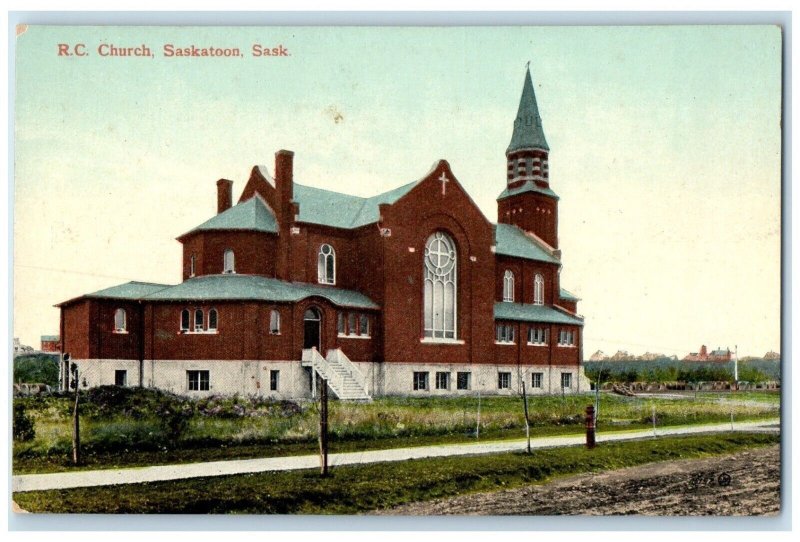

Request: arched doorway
left=303, top=307, right=322, bottom=351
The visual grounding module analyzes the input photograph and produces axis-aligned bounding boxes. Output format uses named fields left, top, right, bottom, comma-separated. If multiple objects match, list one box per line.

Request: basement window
left=435, top=372, right=450, bottom=390
left=532, top=372, right=543, bottom=389
left=413, top=371, right=429, bottom=391
left=456, top=372, right=471, bottom=390
left=498, top=372, right=511, bottom=390
left=187, top=370, right=210, bottom=391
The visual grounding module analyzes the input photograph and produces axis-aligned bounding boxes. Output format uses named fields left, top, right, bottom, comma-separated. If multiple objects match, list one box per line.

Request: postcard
left=11, top=23, right=782, bottom=519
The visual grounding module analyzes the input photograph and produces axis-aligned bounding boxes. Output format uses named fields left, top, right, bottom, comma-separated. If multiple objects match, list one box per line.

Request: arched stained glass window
left=317, top=244, right=335, bottom=284
left=423, top=231, right=457, bottom=340
left=503, top=270, right=515, bottom=302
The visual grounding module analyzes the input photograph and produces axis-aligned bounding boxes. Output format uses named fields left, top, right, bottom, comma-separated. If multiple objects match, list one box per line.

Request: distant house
left=41, top=335, right=61, bottom=353
left=683, top=345, right=731, bottom=362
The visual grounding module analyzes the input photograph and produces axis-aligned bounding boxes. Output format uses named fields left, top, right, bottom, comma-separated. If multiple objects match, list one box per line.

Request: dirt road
left=378, top=445, right=781, bottom=516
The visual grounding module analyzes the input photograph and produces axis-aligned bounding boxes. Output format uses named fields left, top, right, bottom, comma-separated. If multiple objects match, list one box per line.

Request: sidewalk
left=12, top=419, right=779, bottom=493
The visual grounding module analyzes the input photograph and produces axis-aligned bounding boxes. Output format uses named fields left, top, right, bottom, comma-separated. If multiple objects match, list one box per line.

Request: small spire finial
left=526, top=60, right=531, bottom=70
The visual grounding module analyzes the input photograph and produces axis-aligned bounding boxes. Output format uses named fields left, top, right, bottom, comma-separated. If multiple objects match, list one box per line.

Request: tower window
left=208, top=308, right=218, bottom=331
left=223, top=249, right=235, bottom=274
left=180, top=309, right=190, bottom=331
left=317, top=244, right=336, bottom=285
left=423, top=231, right=457, bottom=340
left=503, top=270, right=515, bottom=302
left=113, top=308, right=127, bottom=333
left=190, top=254, right=196, bottom=277
left=534, top=274, right=544, bottom=305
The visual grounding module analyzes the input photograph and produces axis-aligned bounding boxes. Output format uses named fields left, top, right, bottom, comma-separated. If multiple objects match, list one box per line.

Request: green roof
left=86, top=281, right=171, bottom=300
left=559, top=288, right=580, bottom=301
left=507, top=67, right=549, bottom=153
left=41, top=335, right=60, bottom=341
left=497, top=180, right=559, bottom=201
left=294, top=181, right=417, bottom=229
left=144, top=274, right=379, bottom=309
left=495, top=302, right=583, bottom=326
left=188, top=197, right=278, bottom=235
left=494, top=223, right=560, bottom=264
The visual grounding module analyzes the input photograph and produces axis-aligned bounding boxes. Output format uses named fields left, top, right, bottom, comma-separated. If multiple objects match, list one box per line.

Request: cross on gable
left=438, top=172, right=449, bottom=195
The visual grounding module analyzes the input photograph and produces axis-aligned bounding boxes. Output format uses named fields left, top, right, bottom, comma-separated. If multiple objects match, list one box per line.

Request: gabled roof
left=497, top=180, right=559, bottom=201
left=293, top=180, right=417, bottom=229
left=494, top=302, right=583, bottom=326
left=507, top=67, right=549, bottom=153
left=559, top=288, right=580, bottom=301
left=494, top=223, right=560, bottom=264
left=143, top=274, right=379, bottom=309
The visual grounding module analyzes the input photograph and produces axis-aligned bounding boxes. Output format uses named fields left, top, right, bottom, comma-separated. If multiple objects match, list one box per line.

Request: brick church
left=57, top=67, right=587, bottom=399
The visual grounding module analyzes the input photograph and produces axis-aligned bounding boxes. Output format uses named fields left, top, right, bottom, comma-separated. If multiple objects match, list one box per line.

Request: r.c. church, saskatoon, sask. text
left=56, top=43, right=290, bottom=58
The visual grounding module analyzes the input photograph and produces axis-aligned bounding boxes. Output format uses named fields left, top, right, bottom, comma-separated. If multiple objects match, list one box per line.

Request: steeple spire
left=507, top=65, right=549, bottom=153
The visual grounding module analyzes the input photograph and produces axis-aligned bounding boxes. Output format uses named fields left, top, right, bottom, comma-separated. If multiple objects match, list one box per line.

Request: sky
left=12, top=25, right=782, bottom=358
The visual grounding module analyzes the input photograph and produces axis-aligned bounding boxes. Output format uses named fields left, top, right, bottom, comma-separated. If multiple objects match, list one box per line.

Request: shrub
left=13, top=403, right=36, bottom=442
left=13, top=354, right=60, bottom=387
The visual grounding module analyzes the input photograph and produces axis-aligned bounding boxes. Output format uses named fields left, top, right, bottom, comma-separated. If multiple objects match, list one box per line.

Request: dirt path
left=378, top=444, right=781, bottom=516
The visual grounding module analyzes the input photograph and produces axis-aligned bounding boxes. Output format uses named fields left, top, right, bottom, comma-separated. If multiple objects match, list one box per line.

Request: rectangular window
left=114, top=370, right=127, bottom=387
left=270, top=370, right=280, bottom=391
left=337, top=312, right=345, bottom=335
left=187, top=370, right=210, bottom=391
left=348, top=313, right=357, bottom=336
left=435, top=372, right=450, bottom=390
left=456, top=372, right=471, bottom=390
left=532, top=372, right=543, bottom=389
left=498, top=372, right=511, bottom=390
left=359, top=314, right=370, bottom=337
left=495, top=323, right=515, bottom=343
left=561, top=372, right=572, bottom=389
left=413, top=371, right=429, bottom=391
left=558, top=329, right=575, bottom=346
left=528, top=327, right=547, bottom=345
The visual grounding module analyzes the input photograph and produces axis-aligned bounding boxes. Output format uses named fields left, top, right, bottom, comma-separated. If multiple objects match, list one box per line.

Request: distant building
left=763, top=351, right=780, bottom=361
left=588, top=350, right=607, bottom=362
left=13, top=338, right=34, bottom=354
left=683, top=345, right=731, bottom=362
left=40, top=335, right=61, bottom=353
left=609, top=350, right=633, bottom=361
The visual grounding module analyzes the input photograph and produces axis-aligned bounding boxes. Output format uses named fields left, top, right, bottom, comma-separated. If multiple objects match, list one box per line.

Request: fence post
left=585, top=405, right=596, bottom=449
left=651, top=403, right=657, bottom=437
left=522, top=382, right=531, bottom=453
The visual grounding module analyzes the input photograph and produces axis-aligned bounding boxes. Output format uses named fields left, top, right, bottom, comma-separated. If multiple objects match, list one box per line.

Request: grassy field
left=13, top=388, right=780, bottom=474
left=13, top=432, right=780, bottom=514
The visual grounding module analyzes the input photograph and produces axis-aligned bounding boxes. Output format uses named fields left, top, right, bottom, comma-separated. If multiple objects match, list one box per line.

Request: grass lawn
left=13, top=391, right=779, bottom=474
left=13, top=431, right=779, bottom=514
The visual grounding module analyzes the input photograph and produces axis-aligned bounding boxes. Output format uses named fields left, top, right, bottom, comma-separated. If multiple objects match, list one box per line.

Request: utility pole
left=522, top=382, right=531, bottom=453
left=734, top=345, right=739, bottom=391
left=319, top=376, right=329, bottom=476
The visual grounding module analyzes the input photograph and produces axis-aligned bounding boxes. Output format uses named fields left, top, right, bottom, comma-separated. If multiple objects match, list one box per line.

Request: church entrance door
left=303, top=307, right=322, bottom=351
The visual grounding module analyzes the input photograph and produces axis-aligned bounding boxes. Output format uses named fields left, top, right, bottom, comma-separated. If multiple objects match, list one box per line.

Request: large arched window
left=114, top=308, right=127, bottom=332
left=208, top=308, right=218, bottom=331
left=534, top=274, right=544, bottom=305
left=194, top=309, right=204, bottom=332
left=317, top=244, right=335, bottom=284
left=423, top=231, right=457, bottom=340
left=223, top=249, right=235, bottom=274
left=503, top=270, right=515, bottom=302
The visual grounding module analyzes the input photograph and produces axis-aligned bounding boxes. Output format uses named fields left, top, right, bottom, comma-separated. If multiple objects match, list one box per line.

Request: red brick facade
left=57, top=68, right=584, bottom=395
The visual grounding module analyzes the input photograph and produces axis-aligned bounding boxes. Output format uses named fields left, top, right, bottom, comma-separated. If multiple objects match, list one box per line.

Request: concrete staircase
left=301, top=348, right=371, bottom=401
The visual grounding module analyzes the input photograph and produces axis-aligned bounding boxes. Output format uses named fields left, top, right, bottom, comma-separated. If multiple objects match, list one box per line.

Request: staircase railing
left=301, top=348, right=345, bottom=398
left=326, top=348, right=370, bottom=397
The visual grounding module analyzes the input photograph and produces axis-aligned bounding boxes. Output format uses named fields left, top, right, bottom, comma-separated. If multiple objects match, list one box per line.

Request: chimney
left=217, top=179, right=233, bottom=214
left=275, top=150, right=294, bottom=204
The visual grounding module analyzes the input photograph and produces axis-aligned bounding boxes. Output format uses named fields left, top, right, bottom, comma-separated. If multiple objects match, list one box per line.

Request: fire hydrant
left=585, top=405, right=596, bottom=449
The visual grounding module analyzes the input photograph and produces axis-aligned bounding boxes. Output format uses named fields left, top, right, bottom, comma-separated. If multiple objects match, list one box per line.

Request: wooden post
left=71, top=363, right=80, bottom=465
left=476, top=389, right=481, bottom=439
left=585, top=405, right=595, bottom=449
left=522, top=382, right=531, bottom=453
left=319, top=376, right=329, bottom=476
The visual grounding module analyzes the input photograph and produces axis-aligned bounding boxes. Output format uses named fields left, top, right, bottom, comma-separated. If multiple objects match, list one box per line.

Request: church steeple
left=507, top=66, right=549, bottom=153
left=498, top=64, right=559, bottom=249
